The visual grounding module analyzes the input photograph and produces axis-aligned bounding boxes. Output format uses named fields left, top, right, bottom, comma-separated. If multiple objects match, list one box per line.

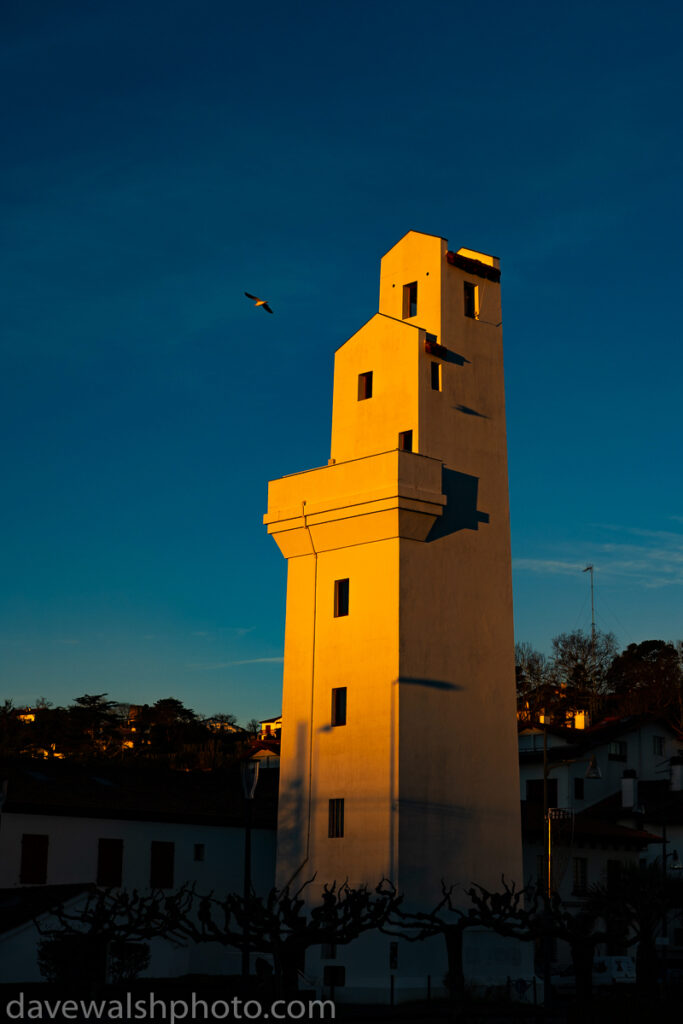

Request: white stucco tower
left=264, top=232, right=525, bottom=995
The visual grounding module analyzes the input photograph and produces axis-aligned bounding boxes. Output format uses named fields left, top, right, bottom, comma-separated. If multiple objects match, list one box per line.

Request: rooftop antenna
left=583, top=565, right=596, bottom=644
left=583, top=565, right=596, bottom=712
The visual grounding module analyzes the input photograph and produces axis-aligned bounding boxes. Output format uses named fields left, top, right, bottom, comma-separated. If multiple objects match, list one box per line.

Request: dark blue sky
left=3, top=0, right=683, bottom=720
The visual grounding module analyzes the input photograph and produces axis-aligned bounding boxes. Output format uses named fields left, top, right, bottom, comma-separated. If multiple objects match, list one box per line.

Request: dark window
left=20, top=834, right=49, bottom=884
left=654, top=736, right=664, bottom=756
left=574, top=777, right=584, bottom=801
left=323, top=965, right=345, bottom=987
left=430, top=361, right=441, bottom=391
left=526, top=778, right=557, bottom=807
left=194, top=843, right=205, bottom=862
left=357, top=371, right=373, bottom=400
left=328, top=798, right=344, bottom=838
left=321, top=943, right=337, bottom=960
left=150, top=841, right=175, bottom=888
left=608, top=740, right=627, bottom=762
left=389, top=942, right=398, bottom=970
left=334, top=579, right=349, bottom=618
left=97, top=838, right=123, bottom=887
left=402, top=282, right=418, bottom=318
left=331, top=687, right=347, bottom=727
left=573, top=857, right=588, bottom=895
left=464, top=281, right=477, bottom=318
left=398, top=430, right=413, bottom=452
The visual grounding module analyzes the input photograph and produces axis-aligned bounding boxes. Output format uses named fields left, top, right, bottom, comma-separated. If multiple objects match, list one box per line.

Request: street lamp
left=241, top=759, right=260, bottom=983
left=540, top=731, right=601, bottom=1007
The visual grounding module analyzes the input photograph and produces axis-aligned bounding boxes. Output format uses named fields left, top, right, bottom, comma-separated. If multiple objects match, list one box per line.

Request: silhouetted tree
left=384, top=882, right=480, bottom=1007
left=68, top=694, right=123, bottom=758
left=590, top=860, right=683, bottom=998
left=515, top=642, right=553, bottom=722
left=606, top=640, right=683, bottom=722
left=469, top=879, right=607, bottom=1007
left=551, top=629, right=617, bottom=717
left=36, top=887, right=185, bottom=990
left=0, top=700, right=21, bottom=756
left=130, top=698, right=207, bottom=766
left=159, top=880, right=400, bottom=997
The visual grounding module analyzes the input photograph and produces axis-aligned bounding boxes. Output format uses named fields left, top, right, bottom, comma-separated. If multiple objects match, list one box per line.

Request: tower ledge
left=264, top=449, right=445, bottom=557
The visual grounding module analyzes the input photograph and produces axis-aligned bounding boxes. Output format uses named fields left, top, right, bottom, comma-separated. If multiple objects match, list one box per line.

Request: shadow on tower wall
left=427, top=469, right=489, bottom=541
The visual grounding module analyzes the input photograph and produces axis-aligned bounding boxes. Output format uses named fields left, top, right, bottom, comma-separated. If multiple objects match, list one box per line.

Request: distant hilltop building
left=264, top=231, right=525, bottom=995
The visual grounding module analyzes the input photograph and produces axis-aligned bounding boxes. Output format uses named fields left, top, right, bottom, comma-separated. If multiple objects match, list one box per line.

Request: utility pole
left=585, top=565, right=596, bottom=645
left=241, top=760, right=260, bottom=985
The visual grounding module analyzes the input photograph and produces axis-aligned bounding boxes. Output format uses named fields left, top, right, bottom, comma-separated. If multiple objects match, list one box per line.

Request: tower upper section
left=329, top=230, right=502, bottom=471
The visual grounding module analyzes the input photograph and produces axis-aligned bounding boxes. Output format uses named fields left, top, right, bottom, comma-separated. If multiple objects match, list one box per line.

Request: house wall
left=0, top=814, right=276, bottom=984
left=519, top=721, right=680, bottom=812
left=0, top=812, right=276, bottom=893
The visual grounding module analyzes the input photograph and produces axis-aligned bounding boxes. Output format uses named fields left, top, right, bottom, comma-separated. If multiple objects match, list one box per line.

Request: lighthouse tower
left=264, top=231, right=524, bottom=993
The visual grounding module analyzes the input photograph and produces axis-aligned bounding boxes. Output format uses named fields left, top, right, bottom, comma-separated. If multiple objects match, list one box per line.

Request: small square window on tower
left=402, top=281, right=418, bottom=319
left=331, top=687, right=347, bottom=727
left=334, top=578, right=349, bottom=617
left=398, top=430, right=413, bottom=452
left=328, top=798, right=344, bottom=838
left=464, top=281, right=479, bottom=319
left=431, top=361, right=442, bottom=391
left=357, top=371, right=373, bottom=400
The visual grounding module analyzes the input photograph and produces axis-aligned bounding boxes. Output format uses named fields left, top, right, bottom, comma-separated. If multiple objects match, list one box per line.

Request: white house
left=0, top=759, right=277, bottom=982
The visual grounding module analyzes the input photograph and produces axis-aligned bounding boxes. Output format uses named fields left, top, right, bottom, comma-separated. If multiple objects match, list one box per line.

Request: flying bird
left=244, top=292, right=274, bottom=314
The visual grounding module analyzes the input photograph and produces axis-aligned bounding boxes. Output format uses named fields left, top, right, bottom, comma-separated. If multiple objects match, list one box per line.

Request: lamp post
left=241, top=759, right=260, bottom=983
left=540, top=728, right=601, bottom=1005
left=546, top=808, right=572, bottom=897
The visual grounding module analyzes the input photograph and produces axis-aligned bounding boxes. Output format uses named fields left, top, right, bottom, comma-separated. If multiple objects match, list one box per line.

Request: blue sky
left=2, top=0, right=683, bottom=721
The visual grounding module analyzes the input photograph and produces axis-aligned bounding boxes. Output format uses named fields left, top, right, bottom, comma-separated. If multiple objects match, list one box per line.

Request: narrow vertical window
left=331, top=687, right=347, bottom=727
left=150, top=841, right=175, bottom=888
left=464, top=281, right=478, bottom=319
left=398, top=430, right=413, bottom=452
left=357, top=371, right=373, bottom=400
left=574, top=777, right=584, bottom=801
left=328, top=798, right=344, bottom=838
left=430, top=361, right=442, bottom=391
left=573, top=857, right=588, bottom=895
left=402, top=281, right=418, bottom=319
left=334, top=578, right=349, bottom=617
left=97, top=838, right=123, bottom=887
left=194, top=843, right=205, bottom=862
left=20, top=834, right=49, bottom=884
